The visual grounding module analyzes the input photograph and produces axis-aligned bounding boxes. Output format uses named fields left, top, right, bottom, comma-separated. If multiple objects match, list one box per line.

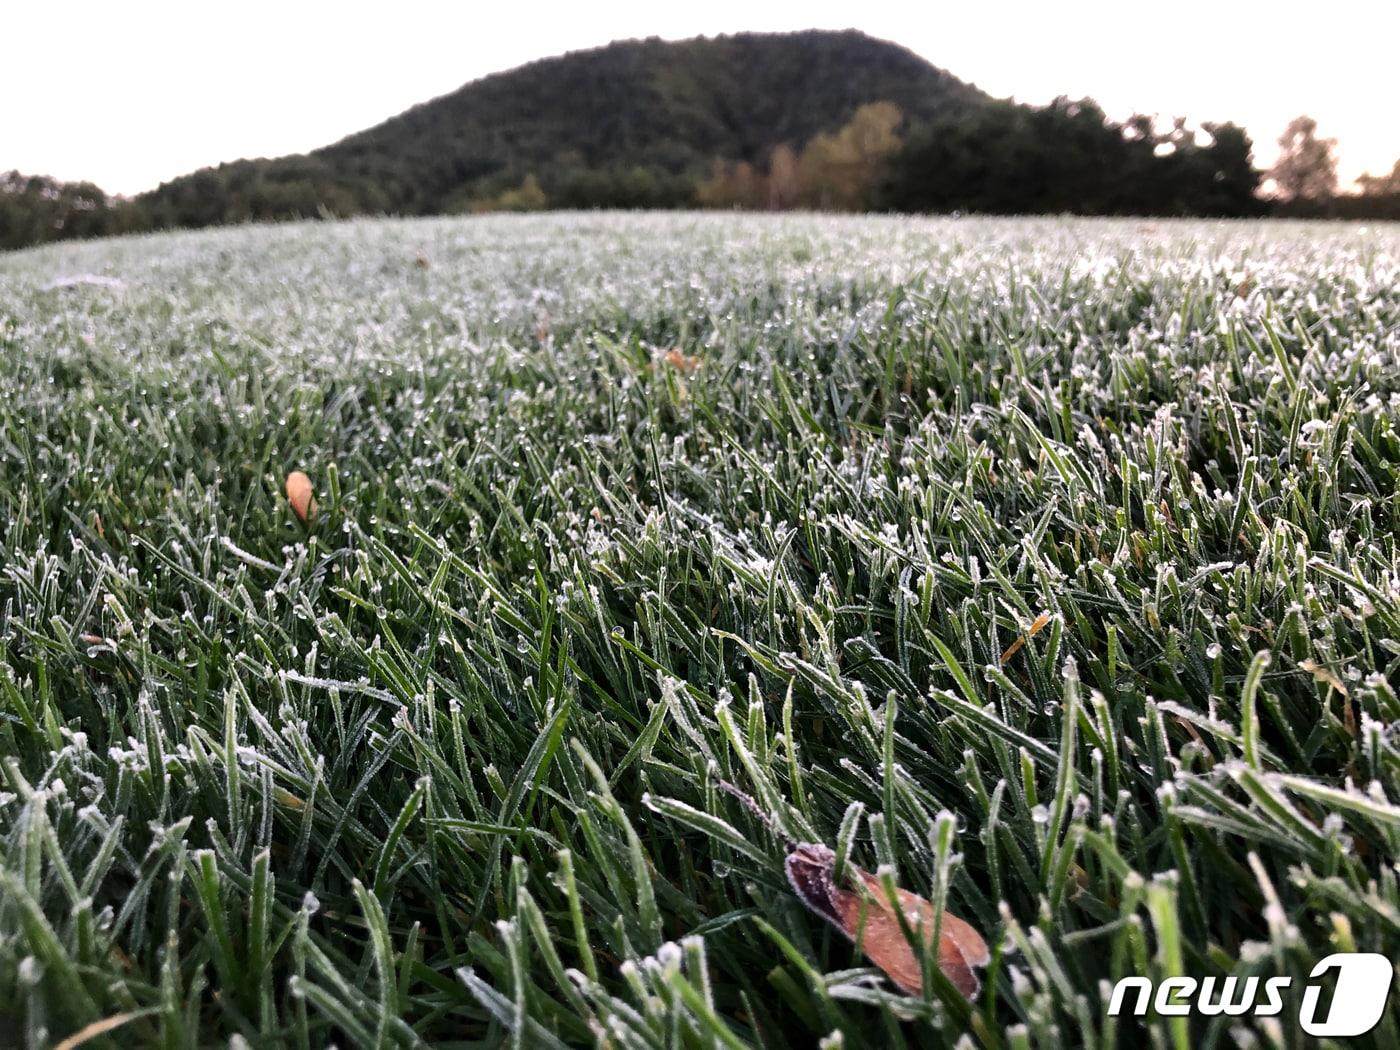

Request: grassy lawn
left=2, top=213, right=1398, bottom=1048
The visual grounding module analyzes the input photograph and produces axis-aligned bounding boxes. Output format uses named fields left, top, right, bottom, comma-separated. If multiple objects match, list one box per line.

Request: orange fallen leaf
left=285, top=471, right=317, bottom=524
left=663, top=348, right=701, bottom=372
left=109, top=944, right=137, bottom=972
left=785, top=843, right=988, bottom=998
left=1000, top=611, right=1053, bottom=665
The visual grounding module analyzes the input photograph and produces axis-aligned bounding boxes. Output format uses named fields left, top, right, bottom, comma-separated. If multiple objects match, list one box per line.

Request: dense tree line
left=883, top=100, right=1263, bottom=217
left=3, top=31, right=1395, bottom=251
left=0, top=172, right=145, bottom=250
left=693, top=99, right=1266, bottom=218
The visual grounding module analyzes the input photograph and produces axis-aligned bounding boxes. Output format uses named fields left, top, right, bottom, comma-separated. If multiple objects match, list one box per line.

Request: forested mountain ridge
left=138, top=30, right=988, bottom=224
left=5, top=29, right=1294, bottom=250
left=324, top=31, right=985, bottom=198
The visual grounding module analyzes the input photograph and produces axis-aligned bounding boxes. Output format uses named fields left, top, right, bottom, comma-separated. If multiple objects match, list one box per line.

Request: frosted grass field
left=2, top=213, right=1399, bottom=1048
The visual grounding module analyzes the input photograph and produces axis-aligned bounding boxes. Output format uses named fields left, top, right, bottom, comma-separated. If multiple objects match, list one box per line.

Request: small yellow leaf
left=53, top=1012, right=141, bottom=1050
left=1000, top=611, right=1053, bottom=665
left=274, top=788, right=306, bottom=810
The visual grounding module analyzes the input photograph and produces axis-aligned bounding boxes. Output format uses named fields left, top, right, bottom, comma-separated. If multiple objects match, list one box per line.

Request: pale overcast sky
left=5, top=0, right=1396, bottom=196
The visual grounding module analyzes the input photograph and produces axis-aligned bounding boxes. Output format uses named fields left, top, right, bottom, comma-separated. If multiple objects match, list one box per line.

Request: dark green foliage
left=881, top=99, right=1265, bottom=217
left=0, top=171, right=143, bottom=251
left=139, top=156, right=387, bottom=229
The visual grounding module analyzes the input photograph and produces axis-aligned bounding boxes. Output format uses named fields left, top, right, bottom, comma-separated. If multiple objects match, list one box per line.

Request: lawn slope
left=2, top=214, right=1399, bottom=1047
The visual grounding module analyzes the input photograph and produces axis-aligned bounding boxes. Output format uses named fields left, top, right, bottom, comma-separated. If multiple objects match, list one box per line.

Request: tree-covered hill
left=138, top=30, right=988, bottom=225
left=4, top=29, right=1292, bottom=251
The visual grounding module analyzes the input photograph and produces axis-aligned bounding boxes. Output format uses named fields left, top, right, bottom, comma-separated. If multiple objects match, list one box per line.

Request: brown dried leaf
left=1299, top=658, right=1347, bottom=697
left=785, top=843, right=988, bottom=998
left=1301, top=658, right=1354, bottom=736
left=285, top=470, right=317, bottom=524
